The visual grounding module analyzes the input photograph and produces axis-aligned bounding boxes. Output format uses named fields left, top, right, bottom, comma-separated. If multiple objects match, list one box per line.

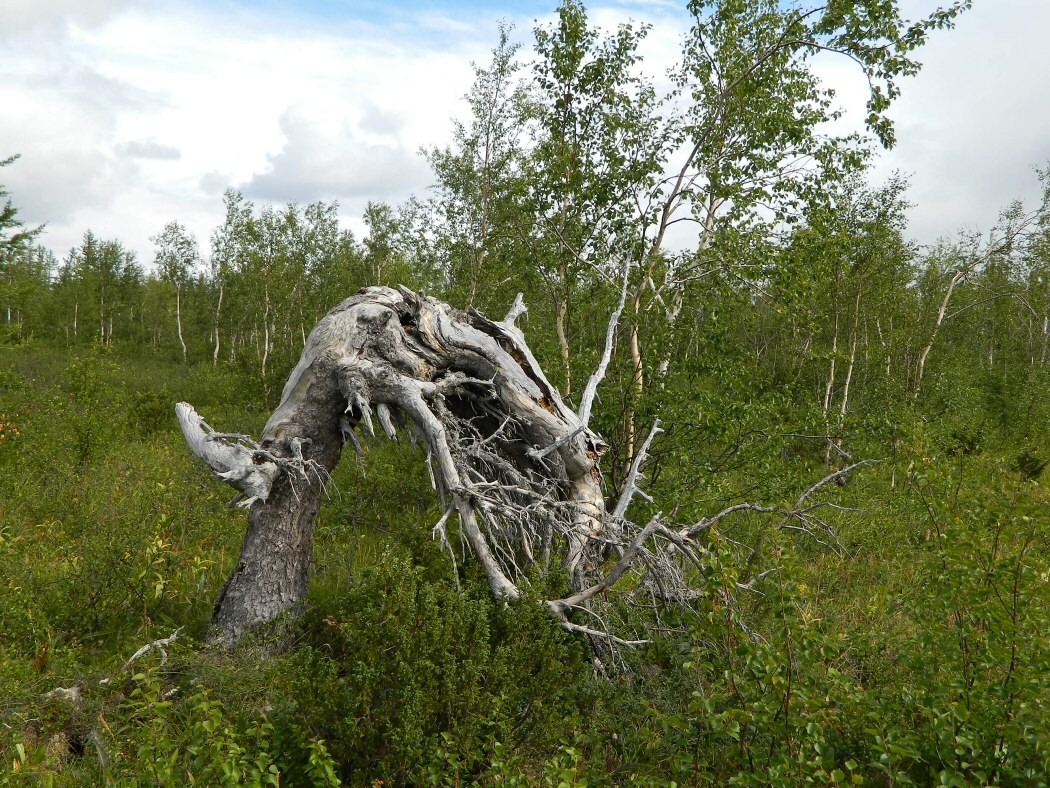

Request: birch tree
left=424, top=25, right=535, bottom=312
left=152, top=221, right=201, bottom=363
left=422, top=0, right=971, bottom=467
left=529, top=1, right=663, bottom=397
left=0, top=155, right=45, bottom=337
left=770, top=176, right=913, bottom=461
left=616, top=0, right=971, bottom=461
left=57, top=232, right=142, bottom=346
left=208, top=190, right=254, bottom=365
left=913, top=191, right=1050, bottom=397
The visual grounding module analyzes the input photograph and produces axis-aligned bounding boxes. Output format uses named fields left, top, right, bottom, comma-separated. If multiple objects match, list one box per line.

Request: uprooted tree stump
left=178, top=286, right=624, bottom=648
left=178, top=286, right=862, bottom=650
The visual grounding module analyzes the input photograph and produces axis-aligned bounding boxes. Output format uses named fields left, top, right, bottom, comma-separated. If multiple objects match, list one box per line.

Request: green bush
left=268, top=552, right=592, bottom=785
left=863, top=466, right=1050, bottom=784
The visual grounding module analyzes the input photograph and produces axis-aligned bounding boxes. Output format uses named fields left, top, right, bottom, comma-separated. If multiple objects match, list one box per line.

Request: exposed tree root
left=178, top=286, right=864, bottom=651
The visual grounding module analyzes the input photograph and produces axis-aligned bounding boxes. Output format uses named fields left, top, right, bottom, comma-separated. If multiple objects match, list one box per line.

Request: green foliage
left=0, top=155, right=42, bottom=256
left=17, top=1, right=1050, bottom=784
left=268, top=552, right=591, bottom=784
left=869, top=465, right=1050, bottom=784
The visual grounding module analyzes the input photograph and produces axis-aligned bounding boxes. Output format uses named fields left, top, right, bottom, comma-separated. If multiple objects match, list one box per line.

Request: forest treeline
left=6, top=0, right=1050, bottom=784
left=6, top=170, right=1050, bottom=470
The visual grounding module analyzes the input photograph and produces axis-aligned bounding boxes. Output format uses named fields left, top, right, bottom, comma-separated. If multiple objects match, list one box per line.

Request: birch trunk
left=176, top=283, right=187, bottom=363
left=822, top=307, right=839, bottom=418
left=915, top=269, right=967, bottom=397
left=213, top=282, right=223, bottom=366
left=838, top=289, right=862, bottom=422
left=1041, top=314, right=1048, bottom=366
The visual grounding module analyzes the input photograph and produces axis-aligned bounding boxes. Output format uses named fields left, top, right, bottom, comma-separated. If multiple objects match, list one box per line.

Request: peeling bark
left=177, top=286, right=855, bottom=653
left=179, top=286, right=610, bottom=646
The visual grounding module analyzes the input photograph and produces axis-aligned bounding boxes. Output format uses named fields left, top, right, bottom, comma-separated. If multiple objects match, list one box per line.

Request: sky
left=1, top=0, right=1048, bottom=269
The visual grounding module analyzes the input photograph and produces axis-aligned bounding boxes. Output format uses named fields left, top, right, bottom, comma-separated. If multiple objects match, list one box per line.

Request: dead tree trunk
left=178, top=286, right=609, bottom=647
left=178, top=286, right=869, bottom=654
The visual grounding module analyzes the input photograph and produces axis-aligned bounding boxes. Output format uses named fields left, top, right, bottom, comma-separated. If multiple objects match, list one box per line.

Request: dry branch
left=178, top=286, right=870, bottom=651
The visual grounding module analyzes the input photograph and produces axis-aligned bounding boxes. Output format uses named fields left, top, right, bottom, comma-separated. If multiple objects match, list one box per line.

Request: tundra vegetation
left=6, top=0, right=1050, bottom=784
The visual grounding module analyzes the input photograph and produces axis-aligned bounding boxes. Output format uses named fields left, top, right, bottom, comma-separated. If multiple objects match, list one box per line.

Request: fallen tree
left=179, top=285, right=859, bottom=650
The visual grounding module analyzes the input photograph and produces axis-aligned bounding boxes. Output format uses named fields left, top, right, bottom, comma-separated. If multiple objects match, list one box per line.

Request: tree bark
left=212, top=282, right=223, bottom=366
left=178, top=286, right=609, bottom=646
left=915, top=268, right=966, bottom=397
left=211, top=474, right=324, bottom=647
left=175, top=283, right=187, bottom=363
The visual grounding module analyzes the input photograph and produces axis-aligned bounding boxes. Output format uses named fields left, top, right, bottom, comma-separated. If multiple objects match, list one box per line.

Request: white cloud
left=240, top=105, right=430, bottom=204
left=359, top=102, right=408, bottom=139
left=0, top=1, right=491, bottom=262
left=0, top=0, right=140, bottom=39
left=199, top=170, right=230, bottom=196
left=0, top=62, right=135, bottom=237
left=0, top=0, right=1046, bottom=268
left=868, top=0, right=1050, bottom=243
left=118, top=138, right=181, bottom=160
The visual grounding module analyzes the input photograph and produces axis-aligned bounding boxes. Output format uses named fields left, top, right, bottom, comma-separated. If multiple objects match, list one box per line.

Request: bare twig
left=552, top=516, right=663, bottom=612
left=122, top=628, right=184, bottom=673
left=613, top=419, right=663, bottom=520
left=558, top=620, right=651, bottom=647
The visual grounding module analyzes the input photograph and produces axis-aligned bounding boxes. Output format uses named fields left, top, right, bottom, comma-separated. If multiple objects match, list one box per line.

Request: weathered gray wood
left=178, top=286, right=866, bottom=652
left=180, top=287, right=614, bottom=646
